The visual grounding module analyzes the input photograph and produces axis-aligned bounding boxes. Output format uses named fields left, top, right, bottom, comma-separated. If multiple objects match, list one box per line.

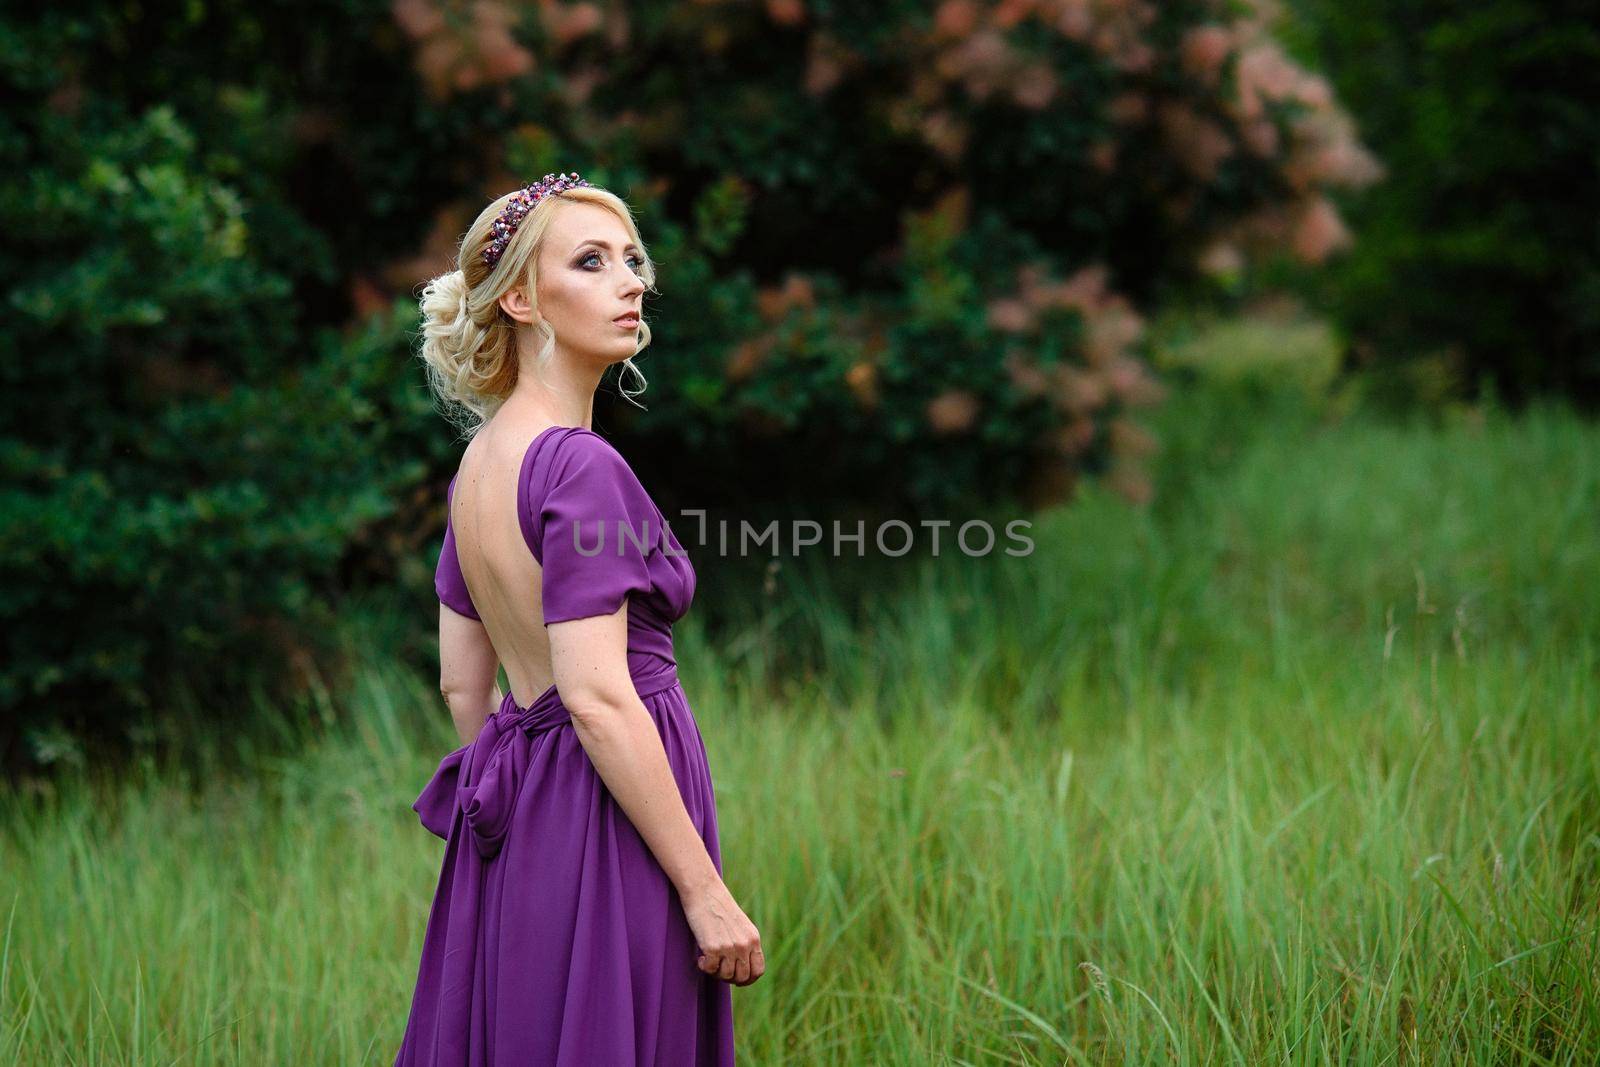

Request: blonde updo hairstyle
left=418, top=182, right=658, bottom=437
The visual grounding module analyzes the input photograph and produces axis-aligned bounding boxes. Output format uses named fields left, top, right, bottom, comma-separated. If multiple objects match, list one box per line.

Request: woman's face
left=531, top=201, right=647, bottom=363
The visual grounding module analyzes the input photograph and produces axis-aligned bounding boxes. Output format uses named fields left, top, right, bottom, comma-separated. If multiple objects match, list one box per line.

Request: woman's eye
left=580, top=252, right=643, bottom=272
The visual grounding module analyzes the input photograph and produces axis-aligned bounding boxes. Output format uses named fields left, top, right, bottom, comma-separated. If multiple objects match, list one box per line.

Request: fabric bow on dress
left=413, top=684, right=570, bottom=859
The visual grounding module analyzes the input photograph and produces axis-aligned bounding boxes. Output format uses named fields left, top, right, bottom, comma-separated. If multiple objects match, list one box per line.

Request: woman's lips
left=613, top=314, right=639, bottom=328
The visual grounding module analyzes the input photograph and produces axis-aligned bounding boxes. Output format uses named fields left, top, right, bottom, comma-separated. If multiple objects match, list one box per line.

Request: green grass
left=3, top=379, right=1597, bottom=1063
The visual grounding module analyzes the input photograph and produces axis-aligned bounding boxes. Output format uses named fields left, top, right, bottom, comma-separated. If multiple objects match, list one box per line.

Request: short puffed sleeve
left=534, top=430, right=658, bottom=625
left=434, top=475, right=481, bottom=620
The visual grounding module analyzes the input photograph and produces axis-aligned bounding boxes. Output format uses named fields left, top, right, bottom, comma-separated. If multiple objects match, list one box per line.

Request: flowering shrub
left=384, top=0, right=1378, bottom=508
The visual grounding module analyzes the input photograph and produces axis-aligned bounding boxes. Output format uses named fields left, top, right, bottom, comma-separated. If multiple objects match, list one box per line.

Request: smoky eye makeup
left=577, top=250, right=645, bottom=271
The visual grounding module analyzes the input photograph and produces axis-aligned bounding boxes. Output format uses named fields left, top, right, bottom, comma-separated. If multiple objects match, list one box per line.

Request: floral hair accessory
left=482, top=172, right=593, bottom=269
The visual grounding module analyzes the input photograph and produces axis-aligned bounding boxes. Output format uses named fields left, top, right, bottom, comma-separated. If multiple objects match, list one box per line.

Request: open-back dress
left=394, top=425, right=735, bottom=1066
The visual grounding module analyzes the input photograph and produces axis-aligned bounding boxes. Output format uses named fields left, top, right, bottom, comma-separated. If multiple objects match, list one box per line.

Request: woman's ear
left=498, top=285, right=537, bottom=326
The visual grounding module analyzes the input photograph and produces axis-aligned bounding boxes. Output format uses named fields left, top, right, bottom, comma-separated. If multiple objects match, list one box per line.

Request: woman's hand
left=682, top=881, right=765, bottom=986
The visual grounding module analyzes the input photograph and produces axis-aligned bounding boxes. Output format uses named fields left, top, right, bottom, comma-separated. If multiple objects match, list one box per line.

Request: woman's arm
left=439, top=604, right=502, bottom=745
left=548, top=603, right=764, bottom=985
left=548, top=603, right=719, bottom=892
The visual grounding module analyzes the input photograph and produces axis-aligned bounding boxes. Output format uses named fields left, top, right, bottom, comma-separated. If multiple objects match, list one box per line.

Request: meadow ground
left=3, top=373, right=1596, bottom=1063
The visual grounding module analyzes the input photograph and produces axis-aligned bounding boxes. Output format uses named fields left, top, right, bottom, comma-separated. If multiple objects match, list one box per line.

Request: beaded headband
left=482, top=172, right=594, bottom=269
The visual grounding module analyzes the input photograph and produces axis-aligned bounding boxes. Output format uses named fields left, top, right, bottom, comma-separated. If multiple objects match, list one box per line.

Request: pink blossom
left=920, top=110, right=969, bottom=159
left=1240, top=117, right=1279, bottom=157
left=927, top=389, right=982, bottom=433
left=393, top=0, right=444, bottom=39
left=1054, top=0, right=1092, bottom=42
left=1046, top=264, right=1110, bottom=313
left=805, top=34, right=851, bottom=95
left=1055, top=416, right=1097, bottom=455
left=756, top=273, right=817, bottom=322
left=1159, top=102, right=1235, bottom=181
left=1084, top=303, right=1144, bottom=365
left=559, top=66, right=604, bottom=106
left=948, top=29, right=1014, bottom=101
left=398, top=0, right=540, bottom=97
left=993, top=0, right=1036, bottom=29
left=1181, top=25, right=1232, bottom=83
left=1111, top=361, right=1168, bottom=406
left=1242, top=205, right=1290, bottom=245
left=540, top=1, right=603, bottom=47
left=1012, top=64, right=1058, bottom=109
left=1108, top=92, right=1149, bottom=125
left=725, top=338, right=771, bottom=382
left=1291, top=197, right=1352, bottom=264
left=417, top=37, right=465, bottom=97
left=765, top=0, right=806, bottom=27
left=844, top=362, right=878, bottom=408
left=988, top=298, right=1036, bottom=333
left=1114, top=40, right=1156, bottom=74
left=1295, top=73, right=1333, bottom=109
left=1004, top=353, right=1051, bottom=397
left=1053, top=366, right=1108, bottom=414
left=934, top=0, right=980, bottom=39
left=1198, top=240, right=1245, bottom=276
left=1235, top=42, right=1299, bottom=119
left=1290, top=112, right=1385, bottom=187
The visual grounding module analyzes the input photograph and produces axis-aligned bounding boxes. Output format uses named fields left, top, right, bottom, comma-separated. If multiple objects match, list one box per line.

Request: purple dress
left=395, top=426, right=735, bottom=1066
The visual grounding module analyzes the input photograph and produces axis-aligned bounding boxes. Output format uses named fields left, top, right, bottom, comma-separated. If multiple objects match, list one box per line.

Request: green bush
left=1286, top=0, right=1600, bottom=407
left=0, top=8, right=460, bottom=765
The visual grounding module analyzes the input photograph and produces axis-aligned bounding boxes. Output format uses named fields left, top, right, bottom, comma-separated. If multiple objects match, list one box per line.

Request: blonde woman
left=395, top=173, right=762, bottom=1066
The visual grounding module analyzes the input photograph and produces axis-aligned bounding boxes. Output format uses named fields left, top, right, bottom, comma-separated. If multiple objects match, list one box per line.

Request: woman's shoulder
left=538, top=426, right=655, bottom=509
left=545, top=426, right=641, bottom=479
left=551, top=425, right=623, bottom=457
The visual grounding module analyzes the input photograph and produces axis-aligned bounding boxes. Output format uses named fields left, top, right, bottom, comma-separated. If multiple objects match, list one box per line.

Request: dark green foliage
left=1289, top=0, right=1600, bottom=407
left=0, top=7, right=467, bottom=764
